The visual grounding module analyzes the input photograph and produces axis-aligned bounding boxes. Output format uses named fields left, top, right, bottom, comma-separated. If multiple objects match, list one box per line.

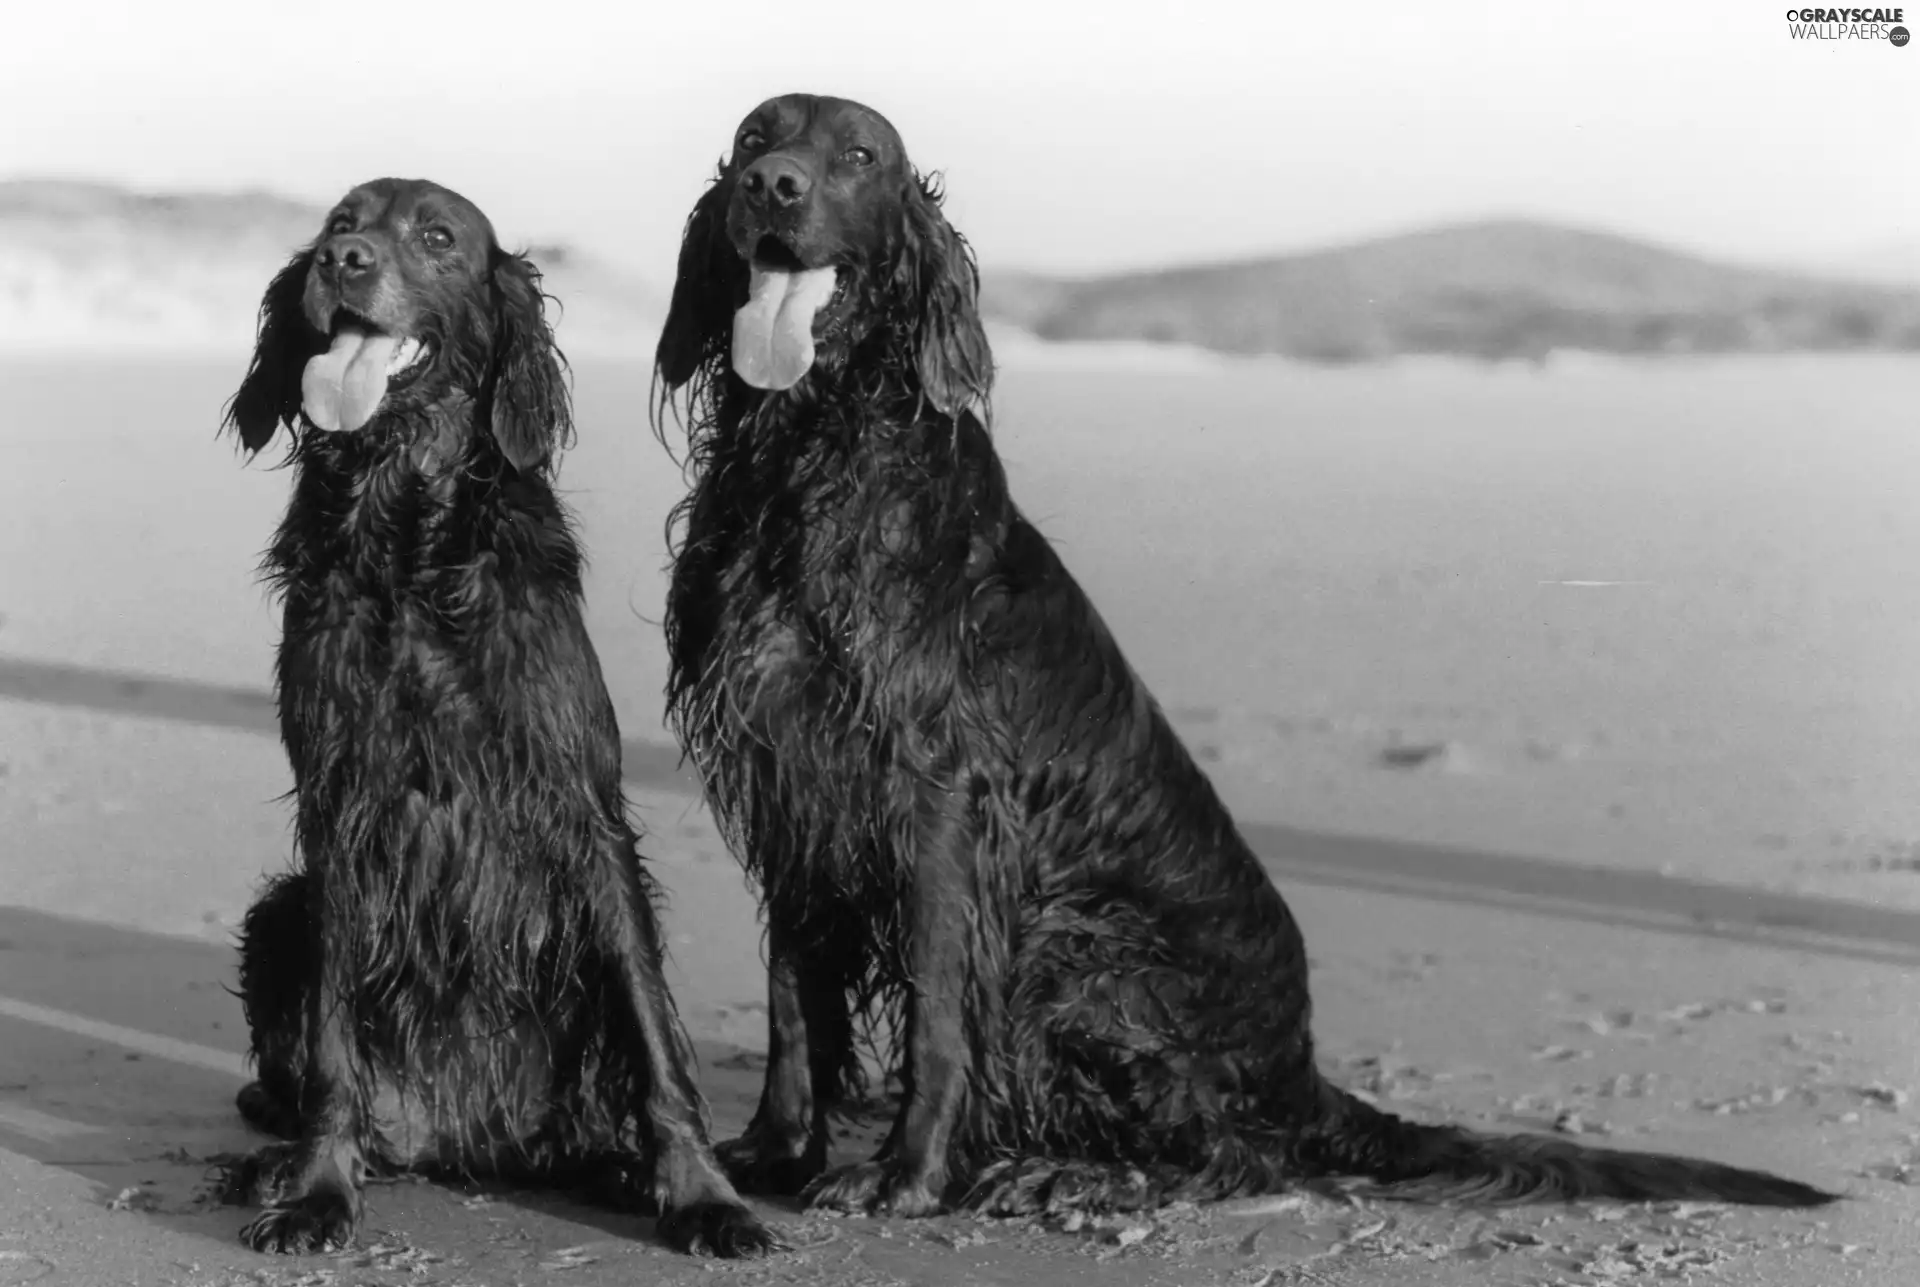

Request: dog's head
left=656, top=93, right=992, bottom=421
left=225, top=178, right=570, bottom=470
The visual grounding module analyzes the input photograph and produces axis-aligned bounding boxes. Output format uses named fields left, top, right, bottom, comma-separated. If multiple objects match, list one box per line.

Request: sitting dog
left=221, top=177, right=775, bottom=1258
left=649, top=95, right=1838, bottom=1218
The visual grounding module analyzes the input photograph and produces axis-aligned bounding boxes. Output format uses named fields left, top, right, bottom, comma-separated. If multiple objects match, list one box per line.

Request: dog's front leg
left=596, top=837, right=780, bottom=1257
left=807, top=790, right=980, bottom=1217
left=715, top=920, right=850, bottom=1194
left=237, top=940, right=366, bottom=1255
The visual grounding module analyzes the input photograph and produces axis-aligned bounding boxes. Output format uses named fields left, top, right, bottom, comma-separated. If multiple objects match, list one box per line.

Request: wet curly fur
left=649, top=98, right=1840, bottom=1221
left=221, top=178, right=775, bottom=1259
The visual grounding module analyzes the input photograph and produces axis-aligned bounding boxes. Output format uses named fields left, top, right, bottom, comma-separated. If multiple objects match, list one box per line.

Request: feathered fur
left=221, top=178, right=774, bottom=1259
left=650, top=97, right=1840, bottom=1220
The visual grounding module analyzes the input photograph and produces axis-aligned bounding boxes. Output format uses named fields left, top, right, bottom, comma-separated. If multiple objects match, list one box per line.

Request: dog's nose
left=318, top=234, right=379, bottom=281
left=739, top=156, right=811, bottom=209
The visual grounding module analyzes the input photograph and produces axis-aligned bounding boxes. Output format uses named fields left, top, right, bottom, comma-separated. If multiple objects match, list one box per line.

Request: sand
left=2, top=351, right=1917, bottom=1281
left=1, top=831, right=1915, bottom=1285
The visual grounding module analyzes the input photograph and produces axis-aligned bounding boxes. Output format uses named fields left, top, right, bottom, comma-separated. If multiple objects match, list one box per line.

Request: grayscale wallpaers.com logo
left=1786, top=7, right=1909, bottom=41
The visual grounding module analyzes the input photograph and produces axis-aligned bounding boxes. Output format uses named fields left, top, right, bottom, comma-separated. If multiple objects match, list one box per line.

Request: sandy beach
left=2, top=350, right=1916, bottom=1283
left=1, top=811, right=1915, bottom=1285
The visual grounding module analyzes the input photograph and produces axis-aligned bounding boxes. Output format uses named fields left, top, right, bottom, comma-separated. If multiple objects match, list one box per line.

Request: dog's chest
left=318, top=594, right=456, bottom=682
left=696, top=478, right=935, bottom=740
left=283, top=513, right=524, bottom=750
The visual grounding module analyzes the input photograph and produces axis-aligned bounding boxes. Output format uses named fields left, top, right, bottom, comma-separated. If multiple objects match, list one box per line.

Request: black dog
left=649, top=95, right=1838, bottom=1220
left=221, top=178, right=775, bottom=1258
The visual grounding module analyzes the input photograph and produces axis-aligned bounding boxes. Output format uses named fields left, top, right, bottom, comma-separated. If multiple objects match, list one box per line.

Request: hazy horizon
left=5, top=0, right=1915, bottom=279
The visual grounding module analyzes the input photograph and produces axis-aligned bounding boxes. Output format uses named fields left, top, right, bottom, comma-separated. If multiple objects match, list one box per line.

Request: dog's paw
left=238, top=1190, right=357, bottom=1255
left=656, top=1200, right=784, bottom=1259
left=803, top=1161, right=945, bottom=1218
left=715, top=1130, right=825, bottom=1197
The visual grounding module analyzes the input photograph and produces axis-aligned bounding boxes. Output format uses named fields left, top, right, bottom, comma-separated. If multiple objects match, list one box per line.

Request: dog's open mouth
left=300, top=311, right=434, bottom=434
left=732, top=234, right=845, bottom=393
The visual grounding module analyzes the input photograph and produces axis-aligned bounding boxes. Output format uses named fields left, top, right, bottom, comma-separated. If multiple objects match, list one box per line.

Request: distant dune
left=0, top=179, right=665, bottom=357
left=1812, top=238, right=1920, bottom=288
left=4, top=180, right=1917, bottom=364
left=980, top=221, right=1920, bottom=363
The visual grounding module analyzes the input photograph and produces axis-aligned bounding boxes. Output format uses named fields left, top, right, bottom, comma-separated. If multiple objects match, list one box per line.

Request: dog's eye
left=738, top=129, right=766, bottom=152
left=842, top=146, right=875, bottom=167
left=423, top=228, right=454, bottom=252
left=327, top=215, right=353, bottom=235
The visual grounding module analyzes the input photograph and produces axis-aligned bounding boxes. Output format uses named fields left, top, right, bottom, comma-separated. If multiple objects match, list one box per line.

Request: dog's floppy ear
left=224, top=248, right=317, bottom=455
left=655, top=174, right=738, bottom=392
left=484, top=250, right=573, bottom=473
left=894, top=172, right=993, bottom=421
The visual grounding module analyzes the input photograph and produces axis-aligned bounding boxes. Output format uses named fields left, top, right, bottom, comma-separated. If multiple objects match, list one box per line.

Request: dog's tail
left=1304, top=1078, right=1838, bottom=1207
left=959, top=1072, right=1837, bottom=1217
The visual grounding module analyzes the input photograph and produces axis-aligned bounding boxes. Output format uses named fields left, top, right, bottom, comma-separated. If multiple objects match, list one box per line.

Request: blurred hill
left=0, top=179, right=665, bottom=356
left=1812, top=238, right=1920, bottom=288
left=979, top=220, right=1920, bottom=363
left=3, top=181, right=1916, bottom=364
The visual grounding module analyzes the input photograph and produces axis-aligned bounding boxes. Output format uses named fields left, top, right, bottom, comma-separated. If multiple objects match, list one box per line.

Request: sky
left=3, top=0, right=1915, bottom=277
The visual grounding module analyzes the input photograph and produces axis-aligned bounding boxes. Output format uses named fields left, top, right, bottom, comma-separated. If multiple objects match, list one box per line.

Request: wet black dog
left=221, top=178, right=775, bottom=1257
left=650, top=94, right=1838, bottom=1219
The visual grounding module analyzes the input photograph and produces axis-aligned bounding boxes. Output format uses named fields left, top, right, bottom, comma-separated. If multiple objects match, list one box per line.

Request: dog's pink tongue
left=732, top=265, right=837, bottom=390
left=301, top=330, right=400, bottom=432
